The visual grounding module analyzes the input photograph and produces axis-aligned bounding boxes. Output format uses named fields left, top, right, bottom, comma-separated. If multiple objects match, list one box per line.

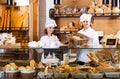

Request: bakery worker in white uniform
left=77, top=13, right=100, bottom=65
left=40, top=19, right=63, bottom=48
left=39, top=19, right=64, bottom=63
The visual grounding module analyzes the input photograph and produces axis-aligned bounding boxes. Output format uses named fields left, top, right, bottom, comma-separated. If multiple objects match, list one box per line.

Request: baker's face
left=47, top=26, right=54, bottom=34
left=82, top=20, right=91, bottom=28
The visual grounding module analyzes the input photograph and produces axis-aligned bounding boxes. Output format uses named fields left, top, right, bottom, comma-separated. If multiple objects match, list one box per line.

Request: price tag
left=105, top=38, right=118, bottom=48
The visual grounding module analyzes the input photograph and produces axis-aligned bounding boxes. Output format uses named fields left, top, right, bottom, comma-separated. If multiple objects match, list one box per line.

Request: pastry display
left=87, top=0, right=120, bottom=16
left=28, top=41, right=44, bottom=48
left=4, top=63, right=18, bottom=71
left=4, top=62, right=19, bottom=79
left=54, top=5, right=84, bottom=16
left=20, top=67, right=35, bottom=79
left=60, top=22, right=80, bottom=32
left=88, top=52, right=120, bottom=72
left=18, top=60, right=36, bottom=79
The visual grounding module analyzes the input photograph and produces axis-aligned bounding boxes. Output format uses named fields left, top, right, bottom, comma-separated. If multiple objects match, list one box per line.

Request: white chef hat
left=80, top=13, right=92, bottom=22
left=45, top=20, right=57, bottom=28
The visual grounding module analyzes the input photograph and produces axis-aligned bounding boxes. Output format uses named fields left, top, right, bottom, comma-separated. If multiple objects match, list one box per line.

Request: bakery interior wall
left=56, top=0, right=120, bottom=35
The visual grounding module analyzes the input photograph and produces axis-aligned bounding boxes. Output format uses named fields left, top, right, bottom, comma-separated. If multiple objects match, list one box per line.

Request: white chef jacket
left=77, top=27, right=100, bottom=62
left=37, top=34, right=63, bottom=64
left=40, top=34, right=63, bottom=48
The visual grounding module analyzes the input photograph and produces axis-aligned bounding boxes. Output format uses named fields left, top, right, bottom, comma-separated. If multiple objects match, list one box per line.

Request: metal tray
left=71, top=73, right=87, bottom=79
left=105, top=72, right=120, bottom=78
left=54, top=73, right=69, bottom=79
left=88, top=73, right=104, bottom=79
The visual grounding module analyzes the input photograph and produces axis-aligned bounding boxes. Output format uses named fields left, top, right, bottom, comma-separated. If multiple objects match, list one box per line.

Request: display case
left=35, top=47, right=120, bottom=79
left=42, top=0, right=120, bottom=78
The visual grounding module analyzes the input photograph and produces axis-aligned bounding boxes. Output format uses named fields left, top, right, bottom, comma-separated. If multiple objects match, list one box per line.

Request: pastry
left=112, top=7, right=120, bottom=16
left=18, top=66, right=26, bottom=71
left=95, top=7, right=103, bottom=16
left=88, top=8, right=95, bottom=15
left=26, top=66, right=33, bottom=71
left=72, top=36, right=82, bottom=40
left=103, top=7, right=111, bottom=16
left=88, top=1, right=95, bottom=7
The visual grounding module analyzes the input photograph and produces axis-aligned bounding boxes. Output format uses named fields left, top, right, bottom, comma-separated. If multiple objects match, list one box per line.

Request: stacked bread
left=88, top=0, right=103, bottom=16
left=60, top=21, right=82, bottom=31
left=4, top=63, right=18, bottom=71
left=88, top=52, right=119, bottom=72
left=88, top=0, right=120, bottom=16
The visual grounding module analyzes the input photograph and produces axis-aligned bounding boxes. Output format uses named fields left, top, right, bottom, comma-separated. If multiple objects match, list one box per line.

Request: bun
left=18, top=66, right=26, bottom=71
left=4, top=63, right=18, bottom=71
left=88, top=8, right=95, bottom=15
left=26, top=66, right=33, bottom=71
left=112, top=7, right=120, bottom=15
left=95, top=7, right=103, bottom=16
left=88, top=1, right=95, bottom=7
left=103, top=7, right=111, bottom=16
left=5, top=64, right=11, bottom=70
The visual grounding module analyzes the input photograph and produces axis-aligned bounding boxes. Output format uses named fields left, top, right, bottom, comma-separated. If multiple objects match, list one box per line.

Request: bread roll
left=18, top=66, right=26, bottom=71
left=112, top=7, right=120, bottom=15
left=88, top=8, right=95, bottom=15
left=26, top=66, right=33, bottom=71
left=103, top=7, right=111, bottom=16
left=95, top=7, right=103, bottom=16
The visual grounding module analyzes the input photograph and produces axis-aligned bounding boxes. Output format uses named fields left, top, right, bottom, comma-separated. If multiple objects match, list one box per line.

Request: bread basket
left=67, top=33, right=89, bottom=47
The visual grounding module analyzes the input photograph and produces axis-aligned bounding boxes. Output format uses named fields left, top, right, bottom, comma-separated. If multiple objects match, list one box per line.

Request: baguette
left=88, top=52, right=99, bottom=63
left=4, top=10, right=7, bottom=30
left=0, top=10, right=5, bottom=29
left=7, top=10, right=10, bottom=30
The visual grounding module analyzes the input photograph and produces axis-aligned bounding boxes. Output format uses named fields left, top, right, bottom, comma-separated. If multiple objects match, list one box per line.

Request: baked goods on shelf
left=88, top=51, right=120, bottom=72
left=112, top=7, right=120, bottom=15
left=68, top=33, right=89, bottom=47
left=88, top=8, right=95, bottom=16
left=60, top=22, right=81, bottom=32
left=87, top=0, right=120, bottom=16
left=95, top=7, right=103, bottom=16
left=4, top=63, right=18, bottom=71
left=104, top=8, right=111, bottom=16
left=28, top=41, right=44, bottom=48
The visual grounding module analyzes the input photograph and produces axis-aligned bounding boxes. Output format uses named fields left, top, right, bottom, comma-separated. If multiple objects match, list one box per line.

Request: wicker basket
left=67, top=33, right=89, bottom=47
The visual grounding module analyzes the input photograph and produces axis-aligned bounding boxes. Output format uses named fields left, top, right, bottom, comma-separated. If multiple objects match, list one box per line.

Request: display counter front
left=0, top=46, right=120, bottom=79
